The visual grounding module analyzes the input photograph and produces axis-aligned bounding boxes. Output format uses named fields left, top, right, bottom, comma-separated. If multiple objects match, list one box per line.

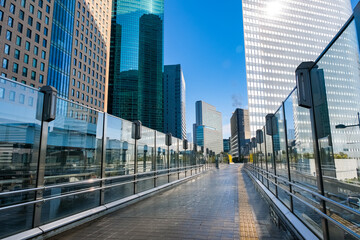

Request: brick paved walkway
left=50, top=164, right=290, bottom=240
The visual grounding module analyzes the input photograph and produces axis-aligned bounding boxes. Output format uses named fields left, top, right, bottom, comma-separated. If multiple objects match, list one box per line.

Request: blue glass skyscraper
left=108, top=0, right=164, bottom=132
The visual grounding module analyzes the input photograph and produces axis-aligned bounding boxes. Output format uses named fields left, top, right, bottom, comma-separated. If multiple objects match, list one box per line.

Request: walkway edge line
left=244, top=168, right=319, bottom=240
left=2, top=171, right=208, bottom=240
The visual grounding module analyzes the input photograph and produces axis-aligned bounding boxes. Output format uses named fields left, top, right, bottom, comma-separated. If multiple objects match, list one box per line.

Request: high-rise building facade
left=0, top=0, right=111, bottom=111
left=164, top=64, right=186, bottom=139
left=230, top=108, right=250, bottom=160
left=108, top=0, right=164, bottom=132
left=223, top=138, right=230, bottom=153
left=193, top=101, right=223, bottom=154
left=242, top=0, right=353, bottom=136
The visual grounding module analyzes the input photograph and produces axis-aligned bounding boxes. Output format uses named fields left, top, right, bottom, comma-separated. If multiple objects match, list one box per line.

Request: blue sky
left=164, top=0, right=360, bottom=139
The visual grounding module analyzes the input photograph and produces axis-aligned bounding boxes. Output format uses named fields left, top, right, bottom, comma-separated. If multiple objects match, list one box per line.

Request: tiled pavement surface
left=50, top=164, right=290, bottom=240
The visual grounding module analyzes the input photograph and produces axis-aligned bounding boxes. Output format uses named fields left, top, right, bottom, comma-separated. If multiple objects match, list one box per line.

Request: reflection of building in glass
left=108, top=0, right=164, bottom=132
left=230, top=108, right=250, bottom=159
left=164, top=64, right=186, bottom=139
left=312, top=20, right=360, bottom=181
left=193, top=101, right=223, bottom=154
left=242, top=0, right=352, bottom=136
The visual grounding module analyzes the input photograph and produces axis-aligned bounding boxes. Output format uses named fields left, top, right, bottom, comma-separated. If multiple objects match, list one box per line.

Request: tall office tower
left=223, top=138, right=230, bottom=153
left=193, top=101, right=223, bottom=154
left=0, top=0, right=111, bottom=111
left=164, top=64, right=186, bottom=139
left=108, top=0, right=164, bottom=132
left=230, top=108, right=250, bottom=160
left=242, top=0, right=353, bottom=136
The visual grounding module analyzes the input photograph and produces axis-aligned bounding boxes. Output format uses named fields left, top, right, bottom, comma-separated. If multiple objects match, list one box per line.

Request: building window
left=46, top=5, right=50, bottom=13
left=37, top=11, right=42, bottom=20
left=34, top=33, right=39, bottom=43
left=29, top=4, right=34, bottom=14
left=38, top=0, right=43, bottom=8
left=28, top=16, right=33, bottom=26
left=24, top=54, right=29, bottom=63
left=42, top=39, right=47, bottom=47
left=36, top=22, right=41, bottom=31
left=2, top=58, right=9, bottom=69
left=32, top=58, right=37, bottom=67
left=6, top=30, right=12, bottom=41
left=34, top=46, right=38, bottom=55
left=21, top=0, right=26, bottom=7
left=45, top=16, right=49, bottom=25
left=9, top=91, right=15, bottom=102
left=40, top=62, right=44, bottom=71
left=31, top=71, right=36, bottom=80
left=0, top=10, right=3, bottom=21
left=44, top=27, right=48, bottom=36
left=17, top=23, right=23, bottom=33
left=16, top=36, right=21, bottom=46
left=19, top=10, right=24, bottom=20
left=22, top=67, right=28, bottom=77
left=9, top=3, right=15, bottom=14
left=26, top=28, right=32, bottom=38
left=8, top=17, right=13, bottom=27
left=25, top=41, right=30, bottom=50
left=39, top=74, right=43, bottom=83
left=4, top=44, right=10, bottom=55
left=0, top=87, right=4, bottom=99
left=14, top=49, right=20, bottom=59
left=12, top=63, right=18, bottom=73
left=41, top=50, right=46, bottom=59
left=0, top=0, right=6, bottom=7
left=19, top=94, right=25, bottom=104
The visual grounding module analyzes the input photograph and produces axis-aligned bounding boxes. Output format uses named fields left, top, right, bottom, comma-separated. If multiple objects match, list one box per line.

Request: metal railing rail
left=245, top=164, right=360, bottom=239
left=0, top=164, right=206, bottom=212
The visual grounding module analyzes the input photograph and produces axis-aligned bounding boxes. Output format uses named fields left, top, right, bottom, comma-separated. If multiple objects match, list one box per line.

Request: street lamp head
left=335, top=124, right=347, bottom=129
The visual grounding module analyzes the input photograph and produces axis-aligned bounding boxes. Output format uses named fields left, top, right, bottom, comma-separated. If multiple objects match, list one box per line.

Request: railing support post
left=33, top=86, right=57, bottom=228
left=100, top=113, right=108, bottom=205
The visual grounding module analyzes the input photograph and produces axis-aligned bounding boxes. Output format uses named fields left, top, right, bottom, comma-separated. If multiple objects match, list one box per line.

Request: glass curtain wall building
left=108, top=0, right=164, bottom=132
left=164, top=64, right=186, bottom=140
left=193, top=101, right=223, bottom=154
left=242, top=0, right=353, bottom=136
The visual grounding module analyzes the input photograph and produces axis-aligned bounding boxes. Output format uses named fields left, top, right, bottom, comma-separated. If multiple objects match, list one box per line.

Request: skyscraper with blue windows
left=108, top=0, right=164, bottom=132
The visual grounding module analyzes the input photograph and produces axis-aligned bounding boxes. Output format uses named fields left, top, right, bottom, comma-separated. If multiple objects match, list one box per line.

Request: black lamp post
left=335, top=112, right=360, bottom=129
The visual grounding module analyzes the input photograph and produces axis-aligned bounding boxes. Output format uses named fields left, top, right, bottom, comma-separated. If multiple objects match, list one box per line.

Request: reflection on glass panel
left=273, top=106, right=290, bottom=208
left=105, top=117, right=135, bottom=177
left=156, top=132, right=167, bottom=170
left=0, top=78, right=43, bottom=237
left=169, top=137, right=178, bottom=169
left=284, top=89, right=322, bottom=236
left=265, top=126, right=276, bottom=195
left=137, top=127, right=155, bottom=173
left=45, top=99, right=103, bottom=185
left=311, top=19, right=360, bottom=228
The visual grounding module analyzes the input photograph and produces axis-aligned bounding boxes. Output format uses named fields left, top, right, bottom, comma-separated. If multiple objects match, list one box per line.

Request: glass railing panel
left=273, top=106, right=291, bottom=208
left=311, top=18, right=360, bottom=230
left=284, top=89, right=322, bottom=235
left=169, top=137, right=179, bottom=182
left=0, top=78, right=43, bottom=237
left=265, top=125, right=276, bottom=195
left=136, top=126, right=155, bottom=193
left=156, top=132, right=168, bottom=186
left=45, top=99, right=103, bottom=185
left=260, top=128, right=267, bottom=186
left=42, top=99, right=103, bottom=223
left=104, top=116, right=135, bottom=203
left=137, top=126, right=155, bottom=174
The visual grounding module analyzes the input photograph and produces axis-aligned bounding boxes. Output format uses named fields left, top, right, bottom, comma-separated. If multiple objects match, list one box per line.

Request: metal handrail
left=248, top=165, right=360, bottom=217
left=0, top=165, right=205, bottom=212
left=0, top=165, right=205, bottom=197
left=245, top=167, right=360, bottom=239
